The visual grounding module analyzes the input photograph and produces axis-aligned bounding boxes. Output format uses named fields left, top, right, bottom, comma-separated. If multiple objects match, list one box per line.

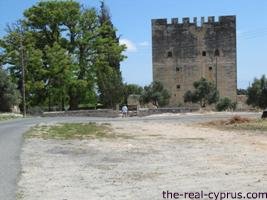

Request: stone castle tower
left=152, top=15, right=237, bottom=106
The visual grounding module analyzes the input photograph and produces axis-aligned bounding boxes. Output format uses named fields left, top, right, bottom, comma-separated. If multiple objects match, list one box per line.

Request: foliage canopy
left=184, top=78, right=219, bottom=107
left=141, top=81, right=170, bottom=107
left=247, top=75, right=267, bottom=109
left=0, top=0, right=126, bottom=111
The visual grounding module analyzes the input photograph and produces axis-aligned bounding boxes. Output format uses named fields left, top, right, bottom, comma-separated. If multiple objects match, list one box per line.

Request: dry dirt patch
left=200, top=115, right=267, bottom=133
left=17, top=121, right=267, bottom=200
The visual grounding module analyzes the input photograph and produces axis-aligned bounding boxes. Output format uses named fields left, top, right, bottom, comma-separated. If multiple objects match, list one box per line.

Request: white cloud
left=138, top=41, right=150, bottom=47
left=119, top=38, right=137, bottom=52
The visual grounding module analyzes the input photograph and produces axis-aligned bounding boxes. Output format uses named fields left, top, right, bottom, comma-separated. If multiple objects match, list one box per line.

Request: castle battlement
left=152, top=15, right=235, bottom=27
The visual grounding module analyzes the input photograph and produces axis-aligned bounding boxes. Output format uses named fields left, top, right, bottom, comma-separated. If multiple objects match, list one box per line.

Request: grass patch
left=26, top=123, right=113, bottom=139
left=201, top=115, right=267, bottom=132
left=0, top=113, right=21, bottom=121
left=26, top=122, right=133, bottom=140
left=0, top=116, right=14, bottom=121
left=16, top=191, right=24, bottom=200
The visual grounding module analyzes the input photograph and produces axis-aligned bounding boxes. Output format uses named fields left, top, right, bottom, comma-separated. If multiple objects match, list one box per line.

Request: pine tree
left=96, top=1, right=126, bottom=108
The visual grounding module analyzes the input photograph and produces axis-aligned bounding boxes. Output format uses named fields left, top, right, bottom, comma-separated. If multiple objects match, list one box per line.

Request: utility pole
left=214, top=49, right=219, bottom=89
left=215, top=56, right=218, bottom=89
left=19, top=30, right=26, bottom=117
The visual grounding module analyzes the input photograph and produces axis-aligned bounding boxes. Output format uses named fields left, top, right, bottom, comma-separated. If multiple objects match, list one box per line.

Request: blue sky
left=1, top=0, right=267, bottom=89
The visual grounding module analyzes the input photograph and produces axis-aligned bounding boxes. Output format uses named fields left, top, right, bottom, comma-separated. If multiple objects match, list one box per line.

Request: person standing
left=122, top=105, right=128, bottom=117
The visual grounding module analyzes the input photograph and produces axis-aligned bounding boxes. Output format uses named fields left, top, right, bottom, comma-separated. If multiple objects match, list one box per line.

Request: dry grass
left=203, top=115, right=251, bottom=126
left=201, top=115, right=267, bottom=132
left=225, top=115, right=251, bottom=124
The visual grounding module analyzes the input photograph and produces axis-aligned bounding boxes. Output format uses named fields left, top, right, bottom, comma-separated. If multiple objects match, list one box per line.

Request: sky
left=0, top=0, right=267, bottom=89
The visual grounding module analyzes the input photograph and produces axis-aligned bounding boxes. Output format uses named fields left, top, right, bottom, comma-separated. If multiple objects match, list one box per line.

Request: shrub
left=141, top=81, right=170, bottom=107
left=216, top=97, right=236, bottom=111
left=184, top=78, right=219, bottom=107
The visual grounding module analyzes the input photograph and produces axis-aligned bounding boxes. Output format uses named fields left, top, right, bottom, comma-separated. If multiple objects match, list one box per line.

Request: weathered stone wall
left=136, top=107, right=199, bottom=117
left=152, top=16, right=237, bottom=106
left=42, top=109, right=119, bottom=118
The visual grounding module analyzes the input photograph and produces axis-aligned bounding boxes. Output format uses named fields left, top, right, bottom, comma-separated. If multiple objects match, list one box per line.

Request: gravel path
left=17, top=120, right=267, bottom=200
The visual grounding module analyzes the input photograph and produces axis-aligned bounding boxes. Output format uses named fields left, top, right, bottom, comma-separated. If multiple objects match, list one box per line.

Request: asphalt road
left=0, top=112, right=261, bottom=200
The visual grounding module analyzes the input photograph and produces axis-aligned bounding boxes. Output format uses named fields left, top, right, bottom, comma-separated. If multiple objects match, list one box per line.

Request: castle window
left=167, top=51, right=173, bottom=57
left=176, top=84, right=181, bottom=89
left=176, top=67, right=180, bottom=72
left=202, top=51, right=206, bottom=56
left=209, top=66, right=213, bottom=70
left=214, top=49, right=220, bottom=56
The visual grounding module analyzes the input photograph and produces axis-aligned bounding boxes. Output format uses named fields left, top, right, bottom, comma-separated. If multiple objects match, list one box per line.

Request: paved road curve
left=0, top=112, right=261, bottom=200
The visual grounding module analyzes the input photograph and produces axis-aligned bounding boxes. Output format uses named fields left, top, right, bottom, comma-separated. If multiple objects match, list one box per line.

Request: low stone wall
left=42, top=107, right=199, bottom=118
left=42, top=109, right=119, bottom=118
left=137, top=107, right=199, bottom=117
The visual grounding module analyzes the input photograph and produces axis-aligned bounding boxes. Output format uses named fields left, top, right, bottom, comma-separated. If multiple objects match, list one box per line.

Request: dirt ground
left=17, top=120, right=267, bottom=200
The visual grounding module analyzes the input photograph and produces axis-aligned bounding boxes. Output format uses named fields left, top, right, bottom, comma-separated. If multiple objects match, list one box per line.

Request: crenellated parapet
left=152, top=15, right=235, bottom=27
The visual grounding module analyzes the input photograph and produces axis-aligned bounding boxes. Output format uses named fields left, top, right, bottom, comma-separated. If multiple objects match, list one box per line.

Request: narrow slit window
left=176, top=84, right=181, bottom=89
left=215, top=49, right=220, bottom=56
left=167, top=51, right=173, bottom=57
left=202, top=51, right=206, bottom=56
left=209, top=66, right=213, bottom=71
left=176, top=67, right=180, bottom=72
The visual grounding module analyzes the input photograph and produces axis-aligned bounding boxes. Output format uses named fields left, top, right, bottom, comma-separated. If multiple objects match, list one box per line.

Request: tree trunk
left=69, top=95, right=79, bottom=110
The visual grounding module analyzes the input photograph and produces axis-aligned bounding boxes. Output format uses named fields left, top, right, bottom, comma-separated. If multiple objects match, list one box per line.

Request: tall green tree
left=23, top=1, right=89, bottom=110
left=96, top=61, right=124, bottom=108
left=45, top=43, right=73, bottom=110
left=247, top=75, right=267, bottom=109
left=0, top=69, right=20, bottom=112
left=98, top=1, right=121, bottom=71
left=184, top=78, right=219, bottom=107
left=0, top=22, right=45, bottom=109
left=141, top=81, right=170, bottom=107
left=68, top=8, right=99, bottom=110
left=96, top=1, right=126, bottom=108
left=23, top=1, right=81, bottom=48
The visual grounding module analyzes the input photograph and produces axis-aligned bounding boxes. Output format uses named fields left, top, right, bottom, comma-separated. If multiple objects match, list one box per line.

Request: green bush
left=140, top=81, right=170, bottom=107
left=184, top=78, right=219, bottom=107
left=216, top=97, right=236, bottom=111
